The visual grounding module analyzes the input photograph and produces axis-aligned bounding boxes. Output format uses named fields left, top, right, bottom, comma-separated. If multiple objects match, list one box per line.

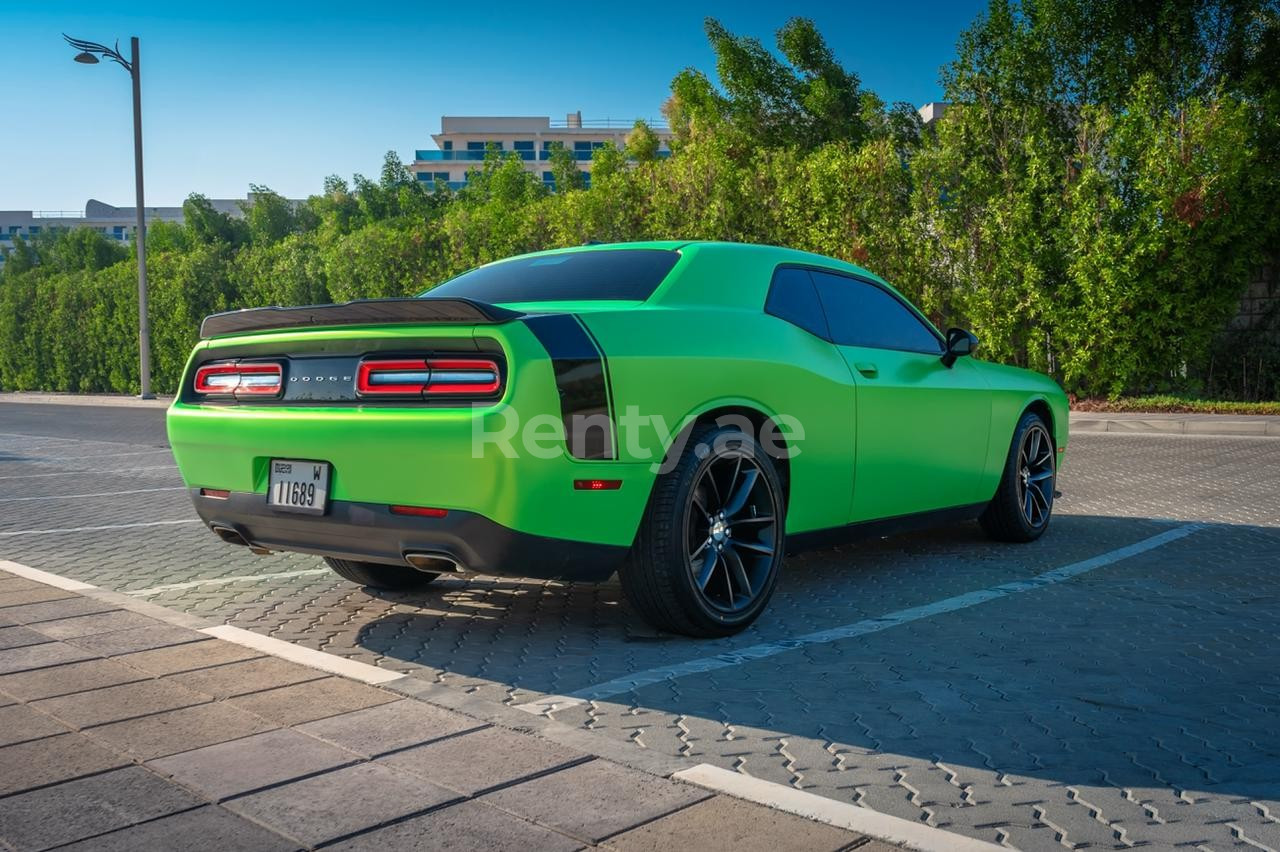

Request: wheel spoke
left=692, top=489, right=710, bottom=516
left=1029, top=429, right=1041, bottom=463
left=1023, top=488, right=1034, bottom=522
left=1029, top=469, right=1054, bottom=483
left=732, top=539, right=775, bottom=556
left=723, top=468, right=760, bottom=518
left=689, top=540, right=708, bottom=562
left=1029, top=482, right=1050, bottom=515
left=695, top=550, right=718, bottom=590
left=730, top=515, right=774, bottom=526
left=722, top=547, right=752, bottom=601
left=701, top=467, right=722, bottom=510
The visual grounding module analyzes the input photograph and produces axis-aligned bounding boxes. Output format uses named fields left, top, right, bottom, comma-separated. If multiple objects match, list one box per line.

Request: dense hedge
left=2, top=3, right=1277, bottom=399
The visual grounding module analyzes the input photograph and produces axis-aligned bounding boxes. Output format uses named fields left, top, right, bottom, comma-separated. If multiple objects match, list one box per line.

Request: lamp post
left=64, top=34, right=154, bottom=399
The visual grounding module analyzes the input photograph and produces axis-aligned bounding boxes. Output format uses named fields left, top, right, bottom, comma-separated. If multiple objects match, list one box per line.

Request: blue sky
left=1, top=1, right=986, bottom=210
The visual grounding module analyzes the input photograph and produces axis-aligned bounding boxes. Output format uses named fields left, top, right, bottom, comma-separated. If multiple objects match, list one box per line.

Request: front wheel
left=620, top=424, right=786, bottom=637
left=979, top=411, right=1056, bottom=542
left=324, top=557, right=440, bottom=590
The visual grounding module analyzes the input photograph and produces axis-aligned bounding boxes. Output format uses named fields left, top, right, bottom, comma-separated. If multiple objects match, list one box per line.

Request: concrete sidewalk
left=0, top=569, right=895, bottom=852
left=1069, top=410, right=1280, bottom=436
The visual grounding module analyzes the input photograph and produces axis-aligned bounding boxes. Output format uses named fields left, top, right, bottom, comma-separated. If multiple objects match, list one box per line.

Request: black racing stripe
left=523, top=314, right=616, bottom=460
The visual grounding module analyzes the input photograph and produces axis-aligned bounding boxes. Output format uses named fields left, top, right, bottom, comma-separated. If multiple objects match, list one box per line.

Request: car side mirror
left=941, top=328, right=979, bottom=368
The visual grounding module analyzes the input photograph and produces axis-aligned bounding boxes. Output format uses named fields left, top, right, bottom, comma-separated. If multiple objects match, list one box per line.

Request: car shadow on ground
left=353, top=514, right=1280, bottom=802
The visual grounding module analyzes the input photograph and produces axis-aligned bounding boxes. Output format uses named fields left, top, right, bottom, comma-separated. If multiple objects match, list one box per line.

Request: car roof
left=505, top=241, right=882, bottom=280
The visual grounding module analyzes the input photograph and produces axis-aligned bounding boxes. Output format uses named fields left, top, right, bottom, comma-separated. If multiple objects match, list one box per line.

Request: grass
left=1072, top=395, right=1280, bottom=415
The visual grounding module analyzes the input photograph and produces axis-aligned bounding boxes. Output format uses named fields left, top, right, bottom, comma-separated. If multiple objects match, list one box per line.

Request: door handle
left=854, top=362, right=878, bottom=378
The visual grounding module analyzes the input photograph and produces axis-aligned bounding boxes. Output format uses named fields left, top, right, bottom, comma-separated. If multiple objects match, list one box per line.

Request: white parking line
left=518, top=523, right=1203, bottom=713
left=0, top=487, right=185, bottom=503
left=0, top=559, right=96, bottom=591
left=0, top=444, right=172, bottom=460
left=0, top=465, right=177, bottom=480
left=675, top=763, right=1001, bottom=852
left=0, top=519, right=202, bottom=537
left=201, top=624, right=406, bottom=685
left=0, top=431, right=158, bottom=445
left=128, top=568, right=332, bottom=596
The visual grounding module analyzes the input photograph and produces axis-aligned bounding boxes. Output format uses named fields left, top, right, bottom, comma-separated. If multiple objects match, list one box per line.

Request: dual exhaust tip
left=210, top=524, right=465, bottom=574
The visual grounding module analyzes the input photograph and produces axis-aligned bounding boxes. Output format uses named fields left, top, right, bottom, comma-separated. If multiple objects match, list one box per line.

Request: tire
left=620, top=423, right=786, bottom=637
left=323, top=557, right=440, bottom=590
left=979, top=410, right=1056, bottom=543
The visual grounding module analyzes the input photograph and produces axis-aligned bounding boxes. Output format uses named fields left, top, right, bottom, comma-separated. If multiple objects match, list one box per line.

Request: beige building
left=0, top=198, right=247, bottom=268
left=409, top=112, right=672, bottom=190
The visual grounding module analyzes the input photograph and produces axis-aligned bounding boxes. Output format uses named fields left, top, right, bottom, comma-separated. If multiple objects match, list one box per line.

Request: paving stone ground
left=1, top=402, right=1278, bottom=850
left=0, top=582, right=875, bottom=851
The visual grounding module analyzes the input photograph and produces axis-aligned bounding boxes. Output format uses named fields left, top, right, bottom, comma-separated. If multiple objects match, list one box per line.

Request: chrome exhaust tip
left=404, top=551, right=465, bottom=574
left=210, top=524, right=250, bottom=547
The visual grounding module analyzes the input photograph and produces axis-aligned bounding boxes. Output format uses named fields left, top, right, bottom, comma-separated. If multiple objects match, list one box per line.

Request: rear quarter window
left=765, top=267, right=830, bottom=339
left=424, top=249, right=680, bottom=303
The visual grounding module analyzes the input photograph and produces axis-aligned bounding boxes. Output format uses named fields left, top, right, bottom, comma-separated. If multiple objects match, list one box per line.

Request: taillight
left=193, top=362, right=282, bottom=397
left=357, top=357, right=501, bottom=398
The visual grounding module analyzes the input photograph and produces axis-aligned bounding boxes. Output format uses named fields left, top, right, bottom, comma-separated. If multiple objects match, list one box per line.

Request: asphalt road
left=1, top=402, right=1277, bottom=851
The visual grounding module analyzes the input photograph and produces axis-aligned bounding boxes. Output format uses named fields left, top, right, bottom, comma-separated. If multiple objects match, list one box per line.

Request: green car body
left=168, top=241, right=1068, bottom=633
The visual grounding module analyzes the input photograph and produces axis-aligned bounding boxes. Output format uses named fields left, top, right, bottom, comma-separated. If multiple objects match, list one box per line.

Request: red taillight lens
left=389, top=505, right=449, bottom=518
left=356, top=359, right=431, bottom=395
left=423, top=359, right=502, bottom=395
left=357, top=357, right=501, bottom=397
left=199, top=488, right=230, bottom=499
left=193, top=362, right=282, bottom=397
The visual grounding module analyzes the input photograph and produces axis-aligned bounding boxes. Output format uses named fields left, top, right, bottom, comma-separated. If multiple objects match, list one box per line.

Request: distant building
left=918, top=102, right=950, bottom=127
left=0, top=197, right=247, bottom=267
left=409, top=111, right=673, bottom=190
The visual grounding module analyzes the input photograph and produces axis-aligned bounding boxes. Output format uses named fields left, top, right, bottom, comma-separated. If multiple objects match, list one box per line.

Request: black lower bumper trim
left=190, top=490, right=625, bottom=583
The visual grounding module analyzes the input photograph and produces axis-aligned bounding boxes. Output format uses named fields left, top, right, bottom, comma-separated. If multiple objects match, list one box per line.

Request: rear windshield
left=423, top=249, right=679, bottom=304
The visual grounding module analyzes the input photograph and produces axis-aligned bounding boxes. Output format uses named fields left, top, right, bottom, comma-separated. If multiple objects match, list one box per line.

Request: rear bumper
left=190, top=489, right=626, bottom=582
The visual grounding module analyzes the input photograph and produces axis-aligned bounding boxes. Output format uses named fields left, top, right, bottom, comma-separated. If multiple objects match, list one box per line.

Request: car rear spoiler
left=199, top=298, right=524, bottom=339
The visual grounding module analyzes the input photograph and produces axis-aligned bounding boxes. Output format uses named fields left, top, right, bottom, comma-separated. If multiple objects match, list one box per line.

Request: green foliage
left=546, top=143, right=586, bottom=193
left=624, top=121, right=661, bottom=163
left=1, top=4, right=1275, bottom=399
left=242, top=185, right=297, bottom=244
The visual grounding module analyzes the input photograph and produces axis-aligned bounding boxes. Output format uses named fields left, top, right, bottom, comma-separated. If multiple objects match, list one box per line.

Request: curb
left=1069, top=413, right=1280, bottom=437
left=0, top=558, right=1003, bottom=852
left=0, top=392, right=172, bottom=409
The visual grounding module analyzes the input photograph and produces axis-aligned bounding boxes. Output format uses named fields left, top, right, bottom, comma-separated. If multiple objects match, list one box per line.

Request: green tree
left=624, top=120, right=661, bottom=162
left=243, top=185, right=297, bottom=244
left=546, top=143, right=586, bottom=192
left=183, top=195, right=248, bottom=246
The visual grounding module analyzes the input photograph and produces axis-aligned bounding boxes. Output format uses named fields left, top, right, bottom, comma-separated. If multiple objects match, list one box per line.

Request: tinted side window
left=765, top=267, right=830, bottom=339
left=810, top=271, right=942, bottom=354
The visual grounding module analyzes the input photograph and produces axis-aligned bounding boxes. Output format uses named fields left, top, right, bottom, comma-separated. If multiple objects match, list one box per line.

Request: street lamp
left=63, top=34, right=154, bottom=399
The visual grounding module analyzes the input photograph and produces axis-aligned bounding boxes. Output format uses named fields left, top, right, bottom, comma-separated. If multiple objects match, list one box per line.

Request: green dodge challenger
left=168, top=241, right=1067, bottom=636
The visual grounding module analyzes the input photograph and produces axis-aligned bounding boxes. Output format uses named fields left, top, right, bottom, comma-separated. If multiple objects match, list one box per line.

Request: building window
left=514, top=140, right=535, bottom=161
left=113, top=226, right=125, bottom=239
left=441, top=140, right=453, bottom=150
left=28, top=226, right=40, bottom=235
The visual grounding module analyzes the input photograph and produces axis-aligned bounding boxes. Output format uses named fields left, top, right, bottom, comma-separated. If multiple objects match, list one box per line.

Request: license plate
left=267, top=459, right=330, bottom=514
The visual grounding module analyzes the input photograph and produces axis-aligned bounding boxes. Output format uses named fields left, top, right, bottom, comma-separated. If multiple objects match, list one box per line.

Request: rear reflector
left=357, top=357, right=501, bottom=397
left=390, top=505, right=449, bottom=518
left=199, top=488, right=231, bottom=499
left=573, top=479, right=623, bottom=491
left=194, top=362, right=283, bottom=397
